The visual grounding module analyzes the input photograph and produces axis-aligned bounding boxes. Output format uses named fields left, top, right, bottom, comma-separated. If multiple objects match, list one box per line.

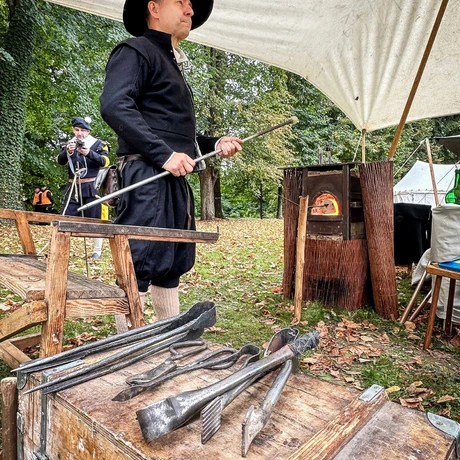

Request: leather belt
left=118, top=154, right=144, bottom=162
left=69, top=177, right=95, bottom=184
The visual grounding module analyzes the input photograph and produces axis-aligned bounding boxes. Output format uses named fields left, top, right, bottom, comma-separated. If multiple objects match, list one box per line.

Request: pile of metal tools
left=135, top=327, right=320, bottom=456
left=14, top=302, right=217, bottom=394
left=14, top=301, right=320, bottom=457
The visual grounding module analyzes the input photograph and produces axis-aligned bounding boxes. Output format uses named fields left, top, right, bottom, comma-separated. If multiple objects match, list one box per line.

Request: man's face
left=73, top=127, right=90, bottom=140
left=149, top=0, right=194, bottom=44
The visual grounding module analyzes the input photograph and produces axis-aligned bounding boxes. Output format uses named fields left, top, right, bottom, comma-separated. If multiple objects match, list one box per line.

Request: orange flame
left=311, top=193, right=340, bottom=215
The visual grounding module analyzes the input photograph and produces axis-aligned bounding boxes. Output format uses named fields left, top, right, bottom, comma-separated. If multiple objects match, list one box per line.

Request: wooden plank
left=40, top=226, right=70, bottom=357
left=0, top=301, right=47, bottom=342
left=110, top=235, right=143, bottom=328
left=66, top=298, right=129, bottom=318
left=55, top=220, right=219, bottom=243
left=14, top=211, right=36, bottom=254
left=0, top=208, right=109, bottom=225
left=0, top=257, right=125, bottom=301
left=333, top=401, right=455, bottom=460
left=10, top=332, right=41, bottom=350
left=294, top=196, right=308, bottom=322
left=0, top=340, right=31, bottom=368
left=1, top=377, right=18, bottom=460
left=288, top=386, right=387, bottom=460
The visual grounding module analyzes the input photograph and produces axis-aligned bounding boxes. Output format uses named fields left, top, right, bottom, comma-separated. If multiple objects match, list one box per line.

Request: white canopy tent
left=393, top=160, right=457, bottom=206
left=46, top=0, right=460, bottom=133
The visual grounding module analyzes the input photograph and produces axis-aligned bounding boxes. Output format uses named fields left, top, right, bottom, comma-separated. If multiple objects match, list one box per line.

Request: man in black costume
left=100, top=0, right=242, bottom=319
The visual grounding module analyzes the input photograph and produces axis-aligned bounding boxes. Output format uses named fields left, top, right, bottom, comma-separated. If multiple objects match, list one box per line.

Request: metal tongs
left=113, top=342, right=261, bottom=402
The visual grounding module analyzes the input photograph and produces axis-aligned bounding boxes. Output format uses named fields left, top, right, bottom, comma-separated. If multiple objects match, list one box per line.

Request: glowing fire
left=311, top=193, right=340, bottom=215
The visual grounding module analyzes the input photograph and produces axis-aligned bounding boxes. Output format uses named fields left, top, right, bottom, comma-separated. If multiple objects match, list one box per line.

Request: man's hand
left=217, top=136, right=243, bottom=158
left=67, top=140, right=76, bottom=154
left=77, top=146, right=90, bottom=156
left=163, top=152, right=196, bottom=177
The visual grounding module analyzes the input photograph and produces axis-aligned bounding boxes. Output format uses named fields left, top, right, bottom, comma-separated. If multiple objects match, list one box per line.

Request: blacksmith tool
left=136, top=330, right=319, bottom=443
left=200, top=327, right=298, bottom=444
left=13, top=302, right=214, bottom=376
left=77, top=116, right=299, bottom=213
left=24, top=303, right=216, bottom=395
left=242, top=359, right=295, bottom=456
left=113, top=343, right=261, bottom=402
left=125, top=340, right=208, bottom=386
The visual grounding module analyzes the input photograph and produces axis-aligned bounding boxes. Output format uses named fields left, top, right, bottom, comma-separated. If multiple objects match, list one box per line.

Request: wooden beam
left=110, top=235, right=144, bottom=329
left=387, top=0, right=450, bottom=158
left=0, top=340, right=31, bottom=368
left=426, top=138, right=440, bottom=206
left=288, top=386, right=387, bottom=460
left=294, top=196, right=308, bottom=322
left=40, top=226, right=71, bottom=357
left=65, top=298, right=129, bottom=318
left=0, top=301, right=47, bottom=343
left=1, top=377, right=18, bottom=460
left=54, top=220, right=219, bottom=243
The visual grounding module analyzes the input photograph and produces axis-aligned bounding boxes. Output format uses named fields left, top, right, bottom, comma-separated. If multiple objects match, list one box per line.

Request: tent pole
left=387, top=0, right=450, bottom=159
left=426, top=138, right=440, bottom=206
left=361, top=129, right=366, bottom=163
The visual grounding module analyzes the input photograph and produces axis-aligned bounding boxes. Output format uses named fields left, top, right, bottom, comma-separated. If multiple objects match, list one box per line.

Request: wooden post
left=294, top=196, right=309, bottom=322
left=426, top=138, right=440, bottom=206
left=388, top=0, right=450, bottom=158
left=1, top=377, right=18, bottom=460
left=361, top=129, right=366, bottom=163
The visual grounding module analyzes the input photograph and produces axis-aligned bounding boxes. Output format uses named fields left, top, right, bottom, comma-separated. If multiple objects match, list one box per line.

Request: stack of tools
left=15, top=302, right=217, bottom=394
left=134, top=327, right=320, bottom=456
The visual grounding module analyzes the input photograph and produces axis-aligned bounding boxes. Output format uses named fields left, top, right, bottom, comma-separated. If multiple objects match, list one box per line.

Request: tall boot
left=150, top=285, right=179, bottom=320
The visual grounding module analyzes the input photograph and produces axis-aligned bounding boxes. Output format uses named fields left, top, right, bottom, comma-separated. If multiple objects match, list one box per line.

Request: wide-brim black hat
left=123, top=0, right=214, bottom=37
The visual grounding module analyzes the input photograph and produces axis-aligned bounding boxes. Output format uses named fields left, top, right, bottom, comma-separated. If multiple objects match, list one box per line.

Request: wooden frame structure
left=0, top=209, right=218, bottom=369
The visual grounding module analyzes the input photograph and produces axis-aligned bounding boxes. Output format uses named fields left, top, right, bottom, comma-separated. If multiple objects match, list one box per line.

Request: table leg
left=423, top=275, right=442, bottom=350
left=444, top=278, right=456, bottom=337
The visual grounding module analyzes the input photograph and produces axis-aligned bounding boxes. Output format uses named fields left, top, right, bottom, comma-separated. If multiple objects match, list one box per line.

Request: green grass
left=0, top=218, right=459, bottom=446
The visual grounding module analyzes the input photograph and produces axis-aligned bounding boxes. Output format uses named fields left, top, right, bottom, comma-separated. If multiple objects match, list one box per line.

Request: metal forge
left=283, top=163, right=370, bottom=310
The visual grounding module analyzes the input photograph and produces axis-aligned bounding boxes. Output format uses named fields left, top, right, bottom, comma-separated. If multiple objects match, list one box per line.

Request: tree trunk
left=0, top=0, right=38, bottom=209
left=200, top=164, right=217, bottom=220
left=277, top=181, right=283, bottom=219
left=214, top=169, right=223, bottom=219
left=259, top=182, right=264, bottom=219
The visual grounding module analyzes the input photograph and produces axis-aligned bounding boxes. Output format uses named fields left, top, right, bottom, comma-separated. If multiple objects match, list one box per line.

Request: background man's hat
left=123, top=0, right=214, bottom=37
left=71, top=117, right=92, bottom=131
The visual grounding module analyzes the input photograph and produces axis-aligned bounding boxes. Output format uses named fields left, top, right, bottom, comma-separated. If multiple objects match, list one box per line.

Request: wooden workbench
left=16, top=343, right=459, bottom=459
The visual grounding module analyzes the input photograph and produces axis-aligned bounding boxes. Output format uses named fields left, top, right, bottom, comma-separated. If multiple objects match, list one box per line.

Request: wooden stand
left=423, top=263, right=459, bottom=350
left=15, top=344, right=459, bottom=459
left=0, top=209, right=218, bottom=368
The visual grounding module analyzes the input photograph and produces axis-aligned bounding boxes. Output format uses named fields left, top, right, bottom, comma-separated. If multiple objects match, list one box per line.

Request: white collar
left=174, top=47, right=188, bottom=65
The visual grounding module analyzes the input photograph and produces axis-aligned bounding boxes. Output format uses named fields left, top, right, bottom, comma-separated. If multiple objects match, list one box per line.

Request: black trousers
left=115, top=159, right=195, bottom=291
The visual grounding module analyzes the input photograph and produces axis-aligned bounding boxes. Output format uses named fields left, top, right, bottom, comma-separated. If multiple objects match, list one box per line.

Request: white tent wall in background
left=46, top=0, right=460, bottom=133
left=431, top=205, right=460, bottom=323
left=393, top=160, right=456, bottom=206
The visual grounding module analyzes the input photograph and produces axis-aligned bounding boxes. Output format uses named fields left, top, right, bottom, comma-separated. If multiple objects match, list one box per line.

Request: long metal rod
left=77, top=117, right=298, bottom=212
left=387, top=0, right=450, bottom=158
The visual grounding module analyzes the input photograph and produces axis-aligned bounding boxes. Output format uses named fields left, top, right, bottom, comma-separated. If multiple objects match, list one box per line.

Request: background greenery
left=1, top=0, right=460, bottom=217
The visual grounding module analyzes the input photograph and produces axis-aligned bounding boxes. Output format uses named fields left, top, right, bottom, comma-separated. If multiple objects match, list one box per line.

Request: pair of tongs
left=113, top=341, right=261, bottom=402
left=200, top=328, right=299, bottom=446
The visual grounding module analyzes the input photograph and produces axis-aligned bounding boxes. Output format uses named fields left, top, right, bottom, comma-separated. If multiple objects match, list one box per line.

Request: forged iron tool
left=126, top=340, right=208, bottom=386
left=24, top=303, right=216, bottom=395
left=200, top=327, right=298, bottom=444
left=136, top=330, right=319, bottom=443
left=77, top=117, right=298, bottom=213
left=242, top=359, right=294, bottom=456
left=14, top=302, right=214, bottom=375
left=113, top=344, right=261, bottom=402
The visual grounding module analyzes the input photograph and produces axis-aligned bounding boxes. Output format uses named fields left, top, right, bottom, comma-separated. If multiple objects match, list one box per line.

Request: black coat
left=100, top=29, right=217, bottom=168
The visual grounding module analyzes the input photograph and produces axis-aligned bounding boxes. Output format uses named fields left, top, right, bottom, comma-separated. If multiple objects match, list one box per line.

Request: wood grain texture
left=0, top=301, right=47, bottom=342
left=288, top=387, right=387, bottom=459
left=0, top=340, right=31, bottom=368
left=1, top=377, right=18, bottom=460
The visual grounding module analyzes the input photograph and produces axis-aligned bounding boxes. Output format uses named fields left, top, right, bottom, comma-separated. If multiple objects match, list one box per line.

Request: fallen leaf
left=404, top=321, right=416, bottom=332
left=437, top=395, right=456, bottom=403
left=360, top=336, right=374, bottom=342
left=407, top=334, right=421, bottom=340
left=386, top=386, right=401, bottom=394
